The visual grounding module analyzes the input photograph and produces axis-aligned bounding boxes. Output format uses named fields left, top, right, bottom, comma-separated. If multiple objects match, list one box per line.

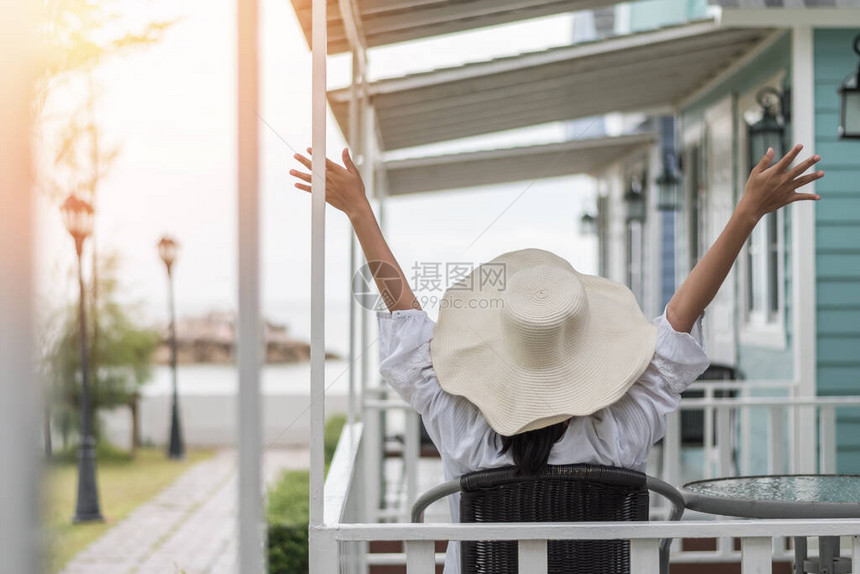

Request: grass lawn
left=44, top=446, right=214, bottom=573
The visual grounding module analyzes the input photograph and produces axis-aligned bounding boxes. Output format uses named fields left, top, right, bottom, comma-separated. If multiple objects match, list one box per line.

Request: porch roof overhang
left=383, top=132, right=657, bottom=195
left=290, top=0, right=639, bottom=55
left=328, top=19, right=773, bottom=151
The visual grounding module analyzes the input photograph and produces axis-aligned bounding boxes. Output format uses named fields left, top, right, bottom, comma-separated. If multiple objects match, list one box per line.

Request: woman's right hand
left=290, top=147, right=369, bottom=218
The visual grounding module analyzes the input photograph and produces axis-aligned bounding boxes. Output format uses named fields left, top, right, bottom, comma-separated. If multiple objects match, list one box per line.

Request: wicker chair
left=411, top=463, right=684, bottom=574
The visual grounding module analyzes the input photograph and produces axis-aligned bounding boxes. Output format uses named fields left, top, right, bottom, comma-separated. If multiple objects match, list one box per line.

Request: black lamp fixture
left=60, top=194, right=104, bottom=523
left=748, top=87, right=787, bottom=169
left=655, top=151, right=682, bottom=212
left=839, top=34, right=860, bottom=139
left=579, top=211, right=597, bottom=235
left=624, top=174, right=646, bottom=223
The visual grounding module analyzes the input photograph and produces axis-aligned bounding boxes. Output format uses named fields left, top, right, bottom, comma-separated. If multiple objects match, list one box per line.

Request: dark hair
left=497, top=419, right=570, bottom=475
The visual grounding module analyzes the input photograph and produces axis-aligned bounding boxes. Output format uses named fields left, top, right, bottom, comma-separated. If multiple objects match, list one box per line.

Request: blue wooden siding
left=661, top=210, right=676, bottom=310
left=626, top=0, right=708, bottom=32
left=814, top=27, right=860, bottom=472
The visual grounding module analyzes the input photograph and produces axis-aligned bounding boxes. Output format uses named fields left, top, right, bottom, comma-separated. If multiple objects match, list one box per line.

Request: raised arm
left=291, top=147, right=421, bottom=312
left=666, top=144, right=823, bottom=333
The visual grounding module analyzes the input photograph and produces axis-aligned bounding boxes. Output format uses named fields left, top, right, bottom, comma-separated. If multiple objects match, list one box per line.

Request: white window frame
left=678, top=121, right=706, bottom=286
left=736, top=74, right=788, bottom=350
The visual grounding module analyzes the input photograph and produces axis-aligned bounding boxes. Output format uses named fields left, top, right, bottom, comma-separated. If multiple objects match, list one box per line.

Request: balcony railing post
left=405, top=409, right=420, bottom=520
left=819, top=405, right=836, bottom=474
left=768, top=405, right=785, bottom=474
left=717, top=405, right=733, bottom=476
left=405, top=540, right=435, bottom=574
left=663, top=411, right=680, bottom=487
left=704, top=386, right=715, bottom=477
left=741, top=537, right=772, bottom=574
left=518, top=540, right=548, bottom=574
left=741, top=385, right=752, bottom=475
left=852, top=536, right=860, bottom=574
left=310, top=528, right=339, bottom=573
left=630, top=539, right=660, bottom=572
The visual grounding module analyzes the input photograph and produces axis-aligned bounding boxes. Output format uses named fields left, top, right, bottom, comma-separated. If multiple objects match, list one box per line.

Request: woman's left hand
left=739, top=143, right=823, bottom=221
left=290, top=147, right=369, bottom=218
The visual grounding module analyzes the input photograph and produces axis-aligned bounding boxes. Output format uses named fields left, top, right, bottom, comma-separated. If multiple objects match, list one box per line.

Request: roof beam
left=718, top=7, right=860, bottom=27
left=347, top=19, right=724, bottom=95
left=677, top=28, right=788, bottom=111
left=383, top=133, right=658, bottom=195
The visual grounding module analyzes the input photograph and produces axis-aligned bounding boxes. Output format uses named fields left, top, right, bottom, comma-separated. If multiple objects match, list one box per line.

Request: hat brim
left=430, top=248, right=658, bottom=436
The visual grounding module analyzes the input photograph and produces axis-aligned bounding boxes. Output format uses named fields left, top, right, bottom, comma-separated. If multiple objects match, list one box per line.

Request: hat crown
left=499, top=264, right=589, bottom=369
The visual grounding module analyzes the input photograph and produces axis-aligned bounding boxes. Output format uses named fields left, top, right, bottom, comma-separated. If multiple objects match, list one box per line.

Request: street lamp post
left=158, top=236, right=184, bottom=459
left=61, top=194, right=103, bottom=523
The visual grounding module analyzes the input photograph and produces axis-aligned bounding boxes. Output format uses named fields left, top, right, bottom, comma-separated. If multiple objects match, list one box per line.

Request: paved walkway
left=60, top=448, right=309, bottom=574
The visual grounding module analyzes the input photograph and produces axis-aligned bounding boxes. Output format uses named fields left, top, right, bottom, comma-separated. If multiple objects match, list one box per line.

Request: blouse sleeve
left=376, top=308, right=439, bottom=414
left=376, top=308, right=500, bottom=475
left=606, top=306, right=711, bottom=468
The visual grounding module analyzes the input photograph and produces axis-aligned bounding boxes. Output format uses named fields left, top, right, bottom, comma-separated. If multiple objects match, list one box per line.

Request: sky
left=36, top=0, right=598, bottom=357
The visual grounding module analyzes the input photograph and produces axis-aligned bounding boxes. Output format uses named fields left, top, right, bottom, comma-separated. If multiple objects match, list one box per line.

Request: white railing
left=314, top=520, right=860, bottom=573
left=335, top=389, right=860, bottom=570
left=322, top=423, right=860, bottom=573
left=364, top=380, right=860, bottom=521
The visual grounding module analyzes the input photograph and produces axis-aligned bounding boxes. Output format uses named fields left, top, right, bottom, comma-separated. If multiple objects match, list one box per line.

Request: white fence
left=364, top=380, right=860, bottom=521
left=320, top=421, right=860, bottom=573
left=324, top=383, right=860, bottom=571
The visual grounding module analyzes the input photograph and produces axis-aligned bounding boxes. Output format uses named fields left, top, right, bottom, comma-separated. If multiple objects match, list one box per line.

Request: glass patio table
left=682, top=475, right=860, bottom=574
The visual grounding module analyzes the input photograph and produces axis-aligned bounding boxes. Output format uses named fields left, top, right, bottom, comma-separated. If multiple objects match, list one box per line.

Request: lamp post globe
left=61, top=194, right=103, bottom=523
left=159, top=235, right=185, bottom=459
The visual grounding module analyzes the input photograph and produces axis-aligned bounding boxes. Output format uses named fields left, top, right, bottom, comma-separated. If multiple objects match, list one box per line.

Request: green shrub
left=324, top=414, right=347, bottom=465
left=268, top=522, right=310, bottom=574
left=267, top=415, right=347, bottom=573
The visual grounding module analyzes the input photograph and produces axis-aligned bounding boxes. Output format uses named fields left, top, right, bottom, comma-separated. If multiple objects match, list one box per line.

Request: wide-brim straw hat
left=430, top=248, right=658, bottom=436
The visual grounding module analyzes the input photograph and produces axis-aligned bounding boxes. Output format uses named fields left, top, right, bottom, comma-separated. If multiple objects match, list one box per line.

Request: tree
left=44, top=252, right=159, bottom=451
left=37, top=0, right=172, bottom=455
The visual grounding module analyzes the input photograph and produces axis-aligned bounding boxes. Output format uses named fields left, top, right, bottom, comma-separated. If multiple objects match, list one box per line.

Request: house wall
left=679, top=35, right=792, bottom=475
left=595, top=148, right=663, bottom=318
left=680, top=34, right=794, bottom=387
left=623, top=0, right=708, bottom=33
left=813, top=28, right=860, bottom=472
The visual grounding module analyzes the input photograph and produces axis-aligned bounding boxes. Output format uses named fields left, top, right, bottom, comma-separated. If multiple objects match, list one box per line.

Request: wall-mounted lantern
left=579, top=211, right=597, bottom=235
left=624, top=175, right=646, bottom=223
left=839, top=34, right=860, bottom=140
left=655, top=151, right=681, bottom=212
left=749, top=87, right=787, bottom=169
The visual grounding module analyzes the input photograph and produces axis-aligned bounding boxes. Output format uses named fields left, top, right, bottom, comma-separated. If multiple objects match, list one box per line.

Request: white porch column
left=791, top=25, right=818, bottom=474
left=309, top=0, right=329, bottom=571
left=0, top=2, right=40, bottom=571
left=360, top=98, right=382, bottom=522
left=347, top=49, right=360, bottom=432
left=237, top=0, right=263, bottom=569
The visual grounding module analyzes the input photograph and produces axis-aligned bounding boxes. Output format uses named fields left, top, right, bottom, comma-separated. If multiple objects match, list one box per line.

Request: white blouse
left=377, top=307, right=710, bottom=574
